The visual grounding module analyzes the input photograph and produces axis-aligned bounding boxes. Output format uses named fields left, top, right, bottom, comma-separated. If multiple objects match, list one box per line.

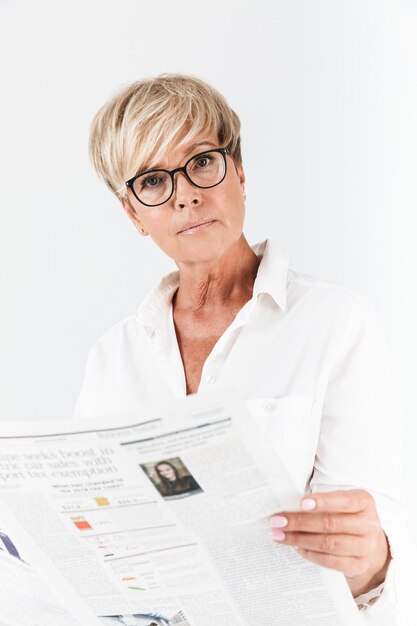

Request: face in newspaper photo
left=140, top=457, right=202, bottom=500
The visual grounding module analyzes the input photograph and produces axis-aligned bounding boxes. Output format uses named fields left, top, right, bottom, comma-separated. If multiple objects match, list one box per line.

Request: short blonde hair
left=89, top=73, right=242, bottom=200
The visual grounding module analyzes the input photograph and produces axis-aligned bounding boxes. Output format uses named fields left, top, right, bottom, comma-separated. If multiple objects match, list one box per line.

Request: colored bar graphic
left=94, top=496, right=110, bottom=506
left=70, top=516, right=92, bottom=530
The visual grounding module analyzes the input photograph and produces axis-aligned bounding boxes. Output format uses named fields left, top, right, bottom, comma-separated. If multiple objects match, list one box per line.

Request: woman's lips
left=178, top=220, right=216, bottom=235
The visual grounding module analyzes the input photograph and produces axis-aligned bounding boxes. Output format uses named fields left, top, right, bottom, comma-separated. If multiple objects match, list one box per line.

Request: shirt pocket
left=246, top=395, right=314, bottom=455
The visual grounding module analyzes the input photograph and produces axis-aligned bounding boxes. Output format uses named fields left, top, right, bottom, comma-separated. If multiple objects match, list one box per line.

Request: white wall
left=1, top=0, right=416, bottom=539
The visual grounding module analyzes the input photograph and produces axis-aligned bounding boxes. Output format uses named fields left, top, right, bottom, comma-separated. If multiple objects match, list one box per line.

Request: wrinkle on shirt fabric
left=75, top=239, right=410, bottom=625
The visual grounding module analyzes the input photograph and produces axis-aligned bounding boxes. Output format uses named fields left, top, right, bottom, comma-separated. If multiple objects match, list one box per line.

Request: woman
left=154, top=461, right=200, bottom=497
left=75, top=74, right=406, bottom=622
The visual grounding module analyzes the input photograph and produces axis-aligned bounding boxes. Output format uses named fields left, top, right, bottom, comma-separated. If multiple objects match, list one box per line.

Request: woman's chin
left=174, top=231, right=244, bottom=266
left=177, top=246, right=229, bottom=266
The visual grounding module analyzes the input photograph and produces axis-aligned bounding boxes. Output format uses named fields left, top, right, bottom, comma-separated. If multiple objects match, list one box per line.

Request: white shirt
left=75, top=239, right=409, bottom=624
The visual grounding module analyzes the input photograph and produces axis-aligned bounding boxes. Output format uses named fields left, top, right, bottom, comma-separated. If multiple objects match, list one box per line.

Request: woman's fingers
left=272, top=530, right=374, bottom=558
left=270, top=511, right=378, bottom=536
left=270, top=489, right=389, bottom=588
left=299, top=489, right=374, bottom=514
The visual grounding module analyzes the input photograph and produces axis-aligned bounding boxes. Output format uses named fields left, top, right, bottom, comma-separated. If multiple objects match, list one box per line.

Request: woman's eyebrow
left=139, top=141, right=218, bottom=174
left=184, top=140, right=218, bottom=156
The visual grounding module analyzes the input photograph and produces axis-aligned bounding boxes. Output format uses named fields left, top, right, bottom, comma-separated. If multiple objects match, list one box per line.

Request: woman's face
left=121, top=132, right=246, bottom=266
left=156, top=463, right=176, bottom=480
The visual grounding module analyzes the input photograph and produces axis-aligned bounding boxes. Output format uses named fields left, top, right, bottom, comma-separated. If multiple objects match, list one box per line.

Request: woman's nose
left=172, top=171, right=201, bottom=211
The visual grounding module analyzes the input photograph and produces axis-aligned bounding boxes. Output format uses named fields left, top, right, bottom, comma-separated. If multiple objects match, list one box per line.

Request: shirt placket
left=198, top=295, right=261, bottom=392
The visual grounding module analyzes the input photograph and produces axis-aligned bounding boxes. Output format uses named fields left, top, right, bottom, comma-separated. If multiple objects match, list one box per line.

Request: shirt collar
left=136, top=239, right=289, bottom=330
left=251, top=239, right=288, bottom=311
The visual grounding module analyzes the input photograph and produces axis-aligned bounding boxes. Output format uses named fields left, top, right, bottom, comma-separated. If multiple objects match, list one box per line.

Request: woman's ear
left=121, top=197, right=149, bottom=236
left=234, top=161, right=246, bottom=189
left=239, top=165, right=246, bottom=188
left=235, top=162, right=246, bottom=199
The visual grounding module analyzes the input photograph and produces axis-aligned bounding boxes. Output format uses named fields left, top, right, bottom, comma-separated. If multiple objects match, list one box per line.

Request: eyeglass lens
left=132, top=150, right=226, bottom=206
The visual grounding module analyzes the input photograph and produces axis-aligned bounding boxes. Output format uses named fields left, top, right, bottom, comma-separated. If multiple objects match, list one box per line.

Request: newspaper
left=0, top=390, right=362, bottom=626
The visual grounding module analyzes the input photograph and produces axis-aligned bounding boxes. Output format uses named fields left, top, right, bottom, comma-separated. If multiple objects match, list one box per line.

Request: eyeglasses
left=125, top=147, right=229, bottom=207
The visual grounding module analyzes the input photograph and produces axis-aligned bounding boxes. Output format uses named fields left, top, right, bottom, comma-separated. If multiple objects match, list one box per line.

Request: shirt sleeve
left=74, top=344, right=102, bottom=419
left=310, top=294, right=410, bottom=624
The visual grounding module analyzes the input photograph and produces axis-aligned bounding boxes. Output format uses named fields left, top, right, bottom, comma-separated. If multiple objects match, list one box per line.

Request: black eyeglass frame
left=125, top=147, right=229, bottom=207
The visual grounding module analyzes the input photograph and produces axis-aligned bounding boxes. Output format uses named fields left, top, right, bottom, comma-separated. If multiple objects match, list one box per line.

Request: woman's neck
left=174, top=236, right=260, bottom=313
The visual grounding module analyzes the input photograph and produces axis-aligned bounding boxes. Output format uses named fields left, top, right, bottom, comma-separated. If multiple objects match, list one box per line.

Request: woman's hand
left=270, top=489, right=391, bottom=597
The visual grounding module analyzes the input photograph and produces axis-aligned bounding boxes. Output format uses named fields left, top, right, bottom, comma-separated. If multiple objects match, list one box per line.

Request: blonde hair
left=89, top=73, right=242, bottom=200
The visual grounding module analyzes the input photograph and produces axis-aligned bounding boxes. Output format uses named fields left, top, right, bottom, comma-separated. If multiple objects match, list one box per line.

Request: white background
left=0, top=0, right=416, bottom=540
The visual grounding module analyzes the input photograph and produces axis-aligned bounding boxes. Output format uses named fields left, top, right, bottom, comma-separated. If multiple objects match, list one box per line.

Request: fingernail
left=271, top=516, right=288, bottom=528
left=271, top=530, right=285, bottom=541
left=301, top=498, right=316, bottom=511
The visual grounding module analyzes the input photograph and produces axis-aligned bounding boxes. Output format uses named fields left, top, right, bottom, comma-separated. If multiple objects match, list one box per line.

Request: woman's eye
left=192, top=154, right=214, bottom=169
left=143, top=175, right=161, bottom=187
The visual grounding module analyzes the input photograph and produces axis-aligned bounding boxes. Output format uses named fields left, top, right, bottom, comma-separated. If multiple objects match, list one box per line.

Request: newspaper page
left=0, top=390, right=363, bottom=626
left=0, top=499, right=102, bottom=625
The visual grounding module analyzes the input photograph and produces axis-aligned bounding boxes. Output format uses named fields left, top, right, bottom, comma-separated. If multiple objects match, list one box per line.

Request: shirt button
left=264, top=402, right=276, bottom=413
left=206, top=375, right=217, bottom=385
